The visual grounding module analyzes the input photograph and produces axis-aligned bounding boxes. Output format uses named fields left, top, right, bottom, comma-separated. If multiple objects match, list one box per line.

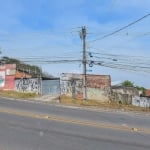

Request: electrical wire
left=90, top=55, right=150, bottom=66
left=88, top=13, right=150, bottom=43
left=92, top=61, right=150, bottom=74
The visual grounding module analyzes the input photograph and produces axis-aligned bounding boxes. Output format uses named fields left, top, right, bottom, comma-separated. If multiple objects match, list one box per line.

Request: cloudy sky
left=0, top=0, right=150, bottom=88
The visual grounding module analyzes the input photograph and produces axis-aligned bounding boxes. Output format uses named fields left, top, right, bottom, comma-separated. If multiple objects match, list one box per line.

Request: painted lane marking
left=0, top=107, right=150, bottom=134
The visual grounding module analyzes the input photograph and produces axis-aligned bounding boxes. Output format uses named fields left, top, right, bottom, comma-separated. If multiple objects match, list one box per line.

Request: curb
left=0, top=95, right=150, bottom=116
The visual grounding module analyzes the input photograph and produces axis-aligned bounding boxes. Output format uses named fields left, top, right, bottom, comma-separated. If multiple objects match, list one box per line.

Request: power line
left=89, top=13, right=150, bottom=43
left=91, top=56, right=150, bottom=66
left=21, top=59, right=81, bottom=64
left=92, top=61, right=150, bottom=74
left=10, top=49, right=150, bottom=67
left=87, top=50, right=150, bottom=59
left=10, top=57, right=150, bottom=74
left=15, top=51, right=150, bottom=68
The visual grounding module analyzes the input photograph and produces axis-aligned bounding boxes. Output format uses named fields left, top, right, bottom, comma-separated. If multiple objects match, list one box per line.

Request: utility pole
left=81, top=26, right=87, bottom=100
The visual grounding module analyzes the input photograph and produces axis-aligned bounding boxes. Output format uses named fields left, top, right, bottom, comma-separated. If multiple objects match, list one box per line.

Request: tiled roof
left=15, top=71, right=31, bottom=78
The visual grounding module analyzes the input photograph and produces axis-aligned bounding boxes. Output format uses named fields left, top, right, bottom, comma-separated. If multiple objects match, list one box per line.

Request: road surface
left=0, top=97, right=150, bottom=150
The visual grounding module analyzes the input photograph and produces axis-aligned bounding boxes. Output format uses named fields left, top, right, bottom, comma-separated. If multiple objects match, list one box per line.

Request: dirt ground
left=59, top=95, right=150, bottom=113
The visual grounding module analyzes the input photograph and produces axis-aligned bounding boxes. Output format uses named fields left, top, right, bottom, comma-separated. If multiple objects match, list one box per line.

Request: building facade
left=111, top=86, right=140, bottom=104
left=60, top=73, right=111, bottom=101
left=0, top=64, right=60, bottom=95
left=145, top=89, right=150, bottom=97
left=0, top=64, right=16, bottom=90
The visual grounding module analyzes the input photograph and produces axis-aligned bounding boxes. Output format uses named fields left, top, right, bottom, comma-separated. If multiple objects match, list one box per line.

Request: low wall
left=87, top=88, right=110, bottom=101
left=132, top=96, right=150, bottom=108
left=60, top=73, right=111, bottom=101
left=15, top=78, right=41, bottom=94
left=111, top=92, right=132, bottom=104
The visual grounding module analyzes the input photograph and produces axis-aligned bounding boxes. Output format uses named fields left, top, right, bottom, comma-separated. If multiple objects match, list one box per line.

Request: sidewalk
left=27, top=95, right=150, bottom=116
left=30, top=94, right=60, bottom=103
left=0, top=94, right=150, bottom=116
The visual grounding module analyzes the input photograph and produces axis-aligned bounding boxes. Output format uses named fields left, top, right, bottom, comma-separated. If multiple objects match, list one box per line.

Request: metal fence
left=42, top=79, right=60, bottom=95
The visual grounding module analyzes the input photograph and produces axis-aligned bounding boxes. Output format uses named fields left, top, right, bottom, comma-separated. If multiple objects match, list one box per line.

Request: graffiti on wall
left=15, top=78, right=41, bottom=94
left=0, top=71, right=5, bottom=87
left=61, top=81, right=72, bottom=94
left=60, top=73, right=111, bottom=100
left=132, top=96, right=150, bottom=108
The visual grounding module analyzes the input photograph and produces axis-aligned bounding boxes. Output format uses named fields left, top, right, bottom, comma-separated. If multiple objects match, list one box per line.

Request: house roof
left=15, top=71, right=32, bottom=79
left=111, top=85, right=136, bottom=90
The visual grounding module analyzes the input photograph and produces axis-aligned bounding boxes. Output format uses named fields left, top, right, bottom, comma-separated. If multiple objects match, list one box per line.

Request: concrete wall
left=111, top=86, right=139, bottom=105
left=15, top=78, right=41, bottom=94
left=87, top=88, right=110, bottom=101
left=15, top=78, right=60, bottom=95
left=0, top=64, right=16, bottom=90
left=111, top=93, right=132, bottom=104
left=112, top=86, right=139, bottom=96
left=132, top=96, right=150, bottom=108
left=60, top=73, right=111, bottom=101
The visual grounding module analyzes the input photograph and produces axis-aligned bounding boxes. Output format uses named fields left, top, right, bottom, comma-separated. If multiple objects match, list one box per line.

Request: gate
left=42, top=78, right=60, bottom=95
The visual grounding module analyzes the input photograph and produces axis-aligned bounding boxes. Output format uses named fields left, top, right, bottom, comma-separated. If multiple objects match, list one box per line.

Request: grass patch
left=0, top=90, right=37, bottom=99
left=59, top=95, right=150, bottom=112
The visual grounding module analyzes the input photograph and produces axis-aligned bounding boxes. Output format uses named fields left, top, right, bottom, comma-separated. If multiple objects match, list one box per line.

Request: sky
left=0, top=0, right=150, bottom=88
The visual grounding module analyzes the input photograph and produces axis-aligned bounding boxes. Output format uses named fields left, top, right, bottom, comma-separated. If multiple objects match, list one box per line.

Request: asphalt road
left=0, top=97, right=150, bottom=150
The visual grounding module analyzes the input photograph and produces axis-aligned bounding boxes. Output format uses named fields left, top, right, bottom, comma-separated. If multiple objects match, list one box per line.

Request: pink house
left=0, top=64, right=16, bottom=90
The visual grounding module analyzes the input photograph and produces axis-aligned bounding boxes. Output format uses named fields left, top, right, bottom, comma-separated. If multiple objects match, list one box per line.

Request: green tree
left=121, top=80, right=146, bottom=96
left=0, top=56, right=53, bottom=78
left=135, top=86, right=146, bottom=96
left=121, top=80, right=134, bottom=87
left=0, top=56, right=41, bottom=75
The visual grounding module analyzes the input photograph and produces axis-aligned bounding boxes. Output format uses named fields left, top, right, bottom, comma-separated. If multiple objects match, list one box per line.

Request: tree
left=0, top=56, right=41, bottom=75
left=1, top=56, right=54, bottom=77
left=0, top=56, right=44, bottom=76
left=1, top=56, right=20, bottom=65
left=135, top=86, right=146, bottom=96
left=121, top=80, right=134, bottom=87
left=121, top=80, right=146, bottom=96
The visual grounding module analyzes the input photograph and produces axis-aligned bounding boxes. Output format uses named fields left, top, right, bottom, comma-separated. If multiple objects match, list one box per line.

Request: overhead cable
left=89, top=13, right=150, bottom=43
